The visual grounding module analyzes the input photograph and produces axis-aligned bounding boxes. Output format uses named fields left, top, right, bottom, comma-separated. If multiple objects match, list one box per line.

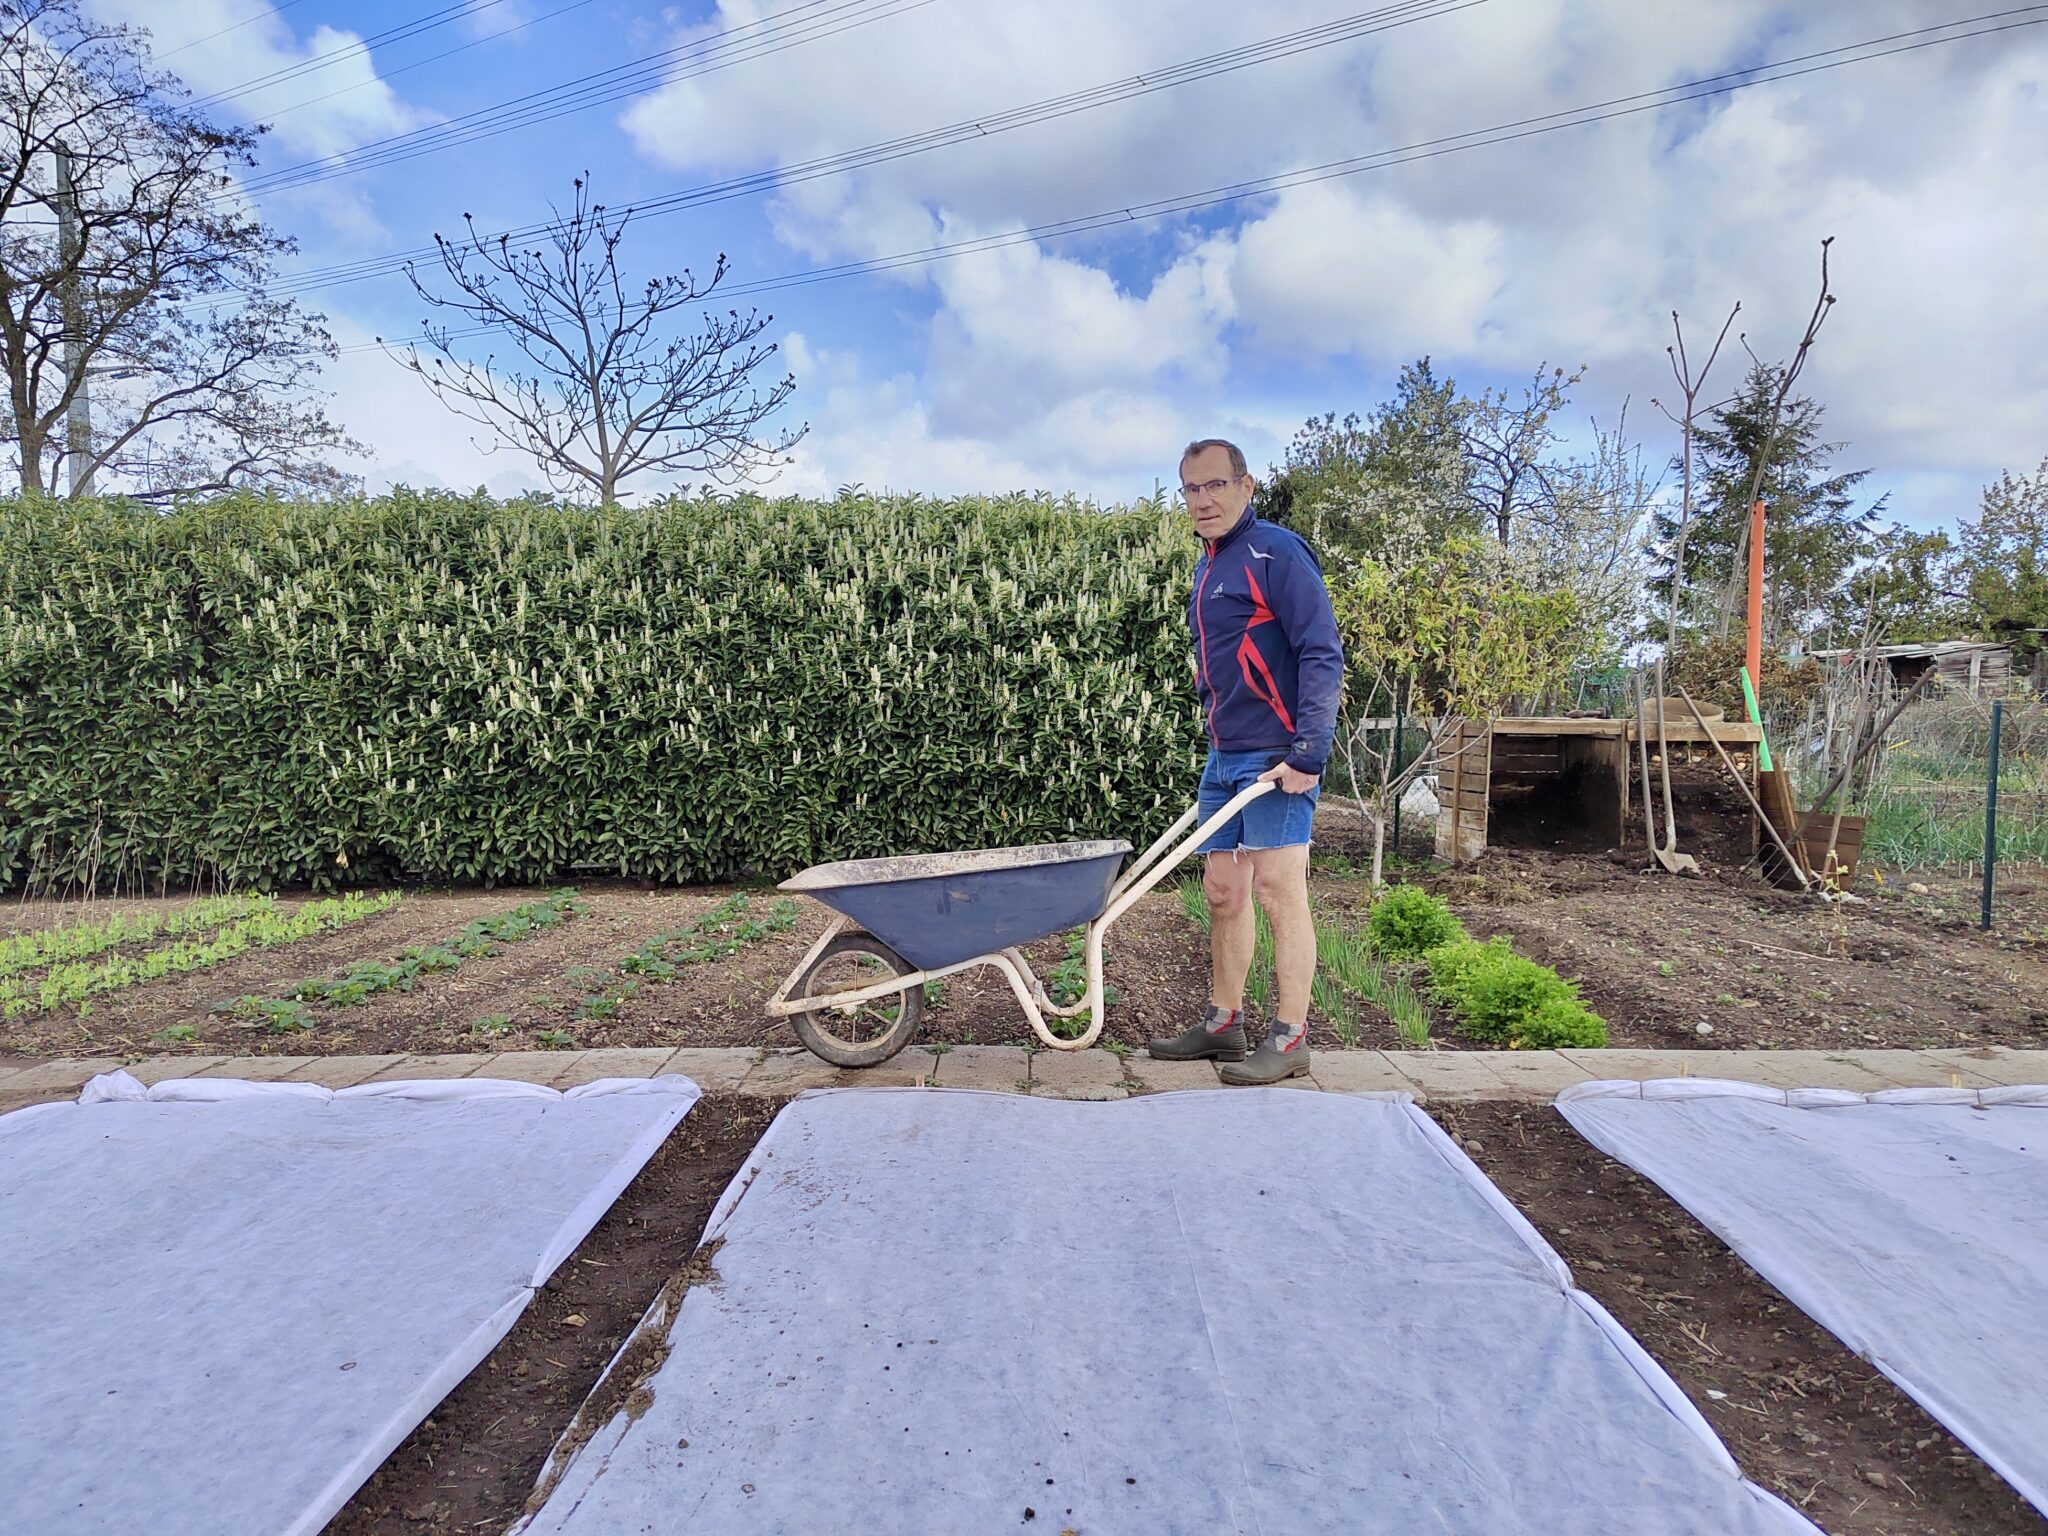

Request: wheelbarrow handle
left=1106, top=778, right=1278, bottom=910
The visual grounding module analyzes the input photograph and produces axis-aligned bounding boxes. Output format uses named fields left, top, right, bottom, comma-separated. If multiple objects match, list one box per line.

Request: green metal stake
left=1739, top=666, right=1774, bottom=774
left=1982, top=699, right=2003, bottom=930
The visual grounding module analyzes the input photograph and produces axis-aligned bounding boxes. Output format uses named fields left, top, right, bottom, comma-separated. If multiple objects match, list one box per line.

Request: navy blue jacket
left=1188, top=507, right=1345, bottom=776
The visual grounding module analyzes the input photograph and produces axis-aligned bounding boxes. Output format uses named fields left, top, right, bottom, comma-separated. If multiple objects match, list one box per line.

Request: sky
left=96, top=0, right=2048, bottom=529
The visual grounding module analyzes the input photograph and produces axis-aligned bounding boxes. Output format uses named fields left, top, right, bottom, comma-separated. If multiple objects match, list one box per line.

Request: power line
left=252, top=0, right=1476, bottom=302
left=232, top=0, right=930, bottom=199
left=186, top=0, right=523, bottom=112
left=155, top=0, right=312, bottom=61
left=341, top=8, right=2048, bottom=357
left=258, top=0, right=606, bottom=125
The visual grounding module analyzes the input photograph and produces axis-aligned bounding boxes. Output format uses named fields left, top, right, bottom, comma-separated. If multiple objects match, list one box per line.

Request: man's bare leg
left=1205, top=849, right=1256, bottom=1010
left=1251, top=844, right=1315, bottom=1032
left=1145, top=850, right=1255, bottom=1060
left=1219, top=844, right=1317, bottom=1083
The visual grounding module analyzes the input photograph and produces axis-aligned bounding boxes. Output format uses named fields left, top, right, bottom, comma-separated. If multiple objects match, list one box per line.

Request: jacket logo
left=1251, top=549, right=1272, bottom=559
left=1211, top=583, right=1225, bottom=596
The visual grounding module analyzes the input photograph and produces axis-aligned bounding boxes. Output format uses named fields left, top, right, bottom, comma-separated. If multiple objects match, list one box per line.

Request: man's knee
left=1251, top=850, right=1309, bottom=909
left=1204, top=854, right=1252, bottom=914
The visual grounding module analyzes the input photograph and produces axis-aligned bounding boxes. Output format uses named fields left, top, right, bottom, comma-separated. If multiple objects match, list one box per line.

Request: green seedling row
left=622, top=894, right=799, bottom=980
left=0, top=893, right=273, bottom=980
left=283, top=889, right=586, bottom=1008
left=3, top=892, right=400, bottom=1018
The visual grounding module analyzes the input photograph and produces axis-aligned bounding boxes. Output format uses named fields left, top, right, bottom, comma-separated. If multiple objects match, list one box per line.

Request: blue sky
left=105, top=1, right=2048, bottom=527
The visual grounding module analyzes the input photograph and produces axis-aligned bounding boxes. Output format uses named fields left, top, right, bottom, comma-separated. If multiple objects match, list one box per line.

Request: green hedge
left=0, top=490, right=1207, bottom=891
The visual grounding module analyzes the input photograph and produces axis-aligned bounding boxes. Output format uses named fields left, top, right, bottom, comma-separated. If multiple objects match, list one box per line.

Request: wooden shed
left=1807, top=640, right=2013, bottom=695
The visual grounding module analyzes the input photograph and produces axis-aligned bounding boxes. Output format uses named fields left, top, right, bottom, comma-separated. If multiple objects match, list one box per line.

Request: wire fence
left=1779, top=686, right=2047, bottom=873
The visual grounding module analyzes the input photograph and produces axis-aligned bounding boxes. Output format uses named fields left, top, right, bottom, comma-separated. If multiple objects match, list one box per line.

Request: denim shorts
left=1195, top=747, right=1320, bottom=853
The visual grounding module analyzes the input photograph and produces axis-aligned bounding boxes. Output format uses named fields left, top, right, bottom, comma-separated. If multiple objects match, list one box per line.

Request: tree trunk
left=14, top=416, right=47, bottom=498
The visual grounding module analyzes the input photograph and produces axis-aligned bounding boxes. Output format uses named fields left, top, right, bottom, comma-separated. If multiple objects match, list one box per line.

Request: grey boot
left=1147, top=1007, right=1248, bottom=1062
left=1219, top=1030, right=1310, bottom=1085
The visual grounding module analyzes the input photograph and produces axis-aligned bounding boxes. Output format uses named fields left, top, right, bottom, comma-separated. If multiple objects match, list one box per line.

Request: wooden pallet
left=1435, top=720, right=1490, bottom=864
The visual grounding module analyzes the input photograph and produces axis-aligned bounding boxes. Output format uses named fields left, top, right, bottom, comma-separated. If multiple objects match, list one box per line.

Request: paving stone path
left=3, top=1043, right=2040, bottom=1113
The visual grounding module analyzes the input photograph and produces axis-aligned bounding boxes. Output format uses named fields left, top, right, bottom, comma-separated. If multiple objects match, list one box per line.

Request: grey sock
left=1203, top=1003, right=1242, bottom=1034
left=1271, top=1019, right=1307, bottom=1052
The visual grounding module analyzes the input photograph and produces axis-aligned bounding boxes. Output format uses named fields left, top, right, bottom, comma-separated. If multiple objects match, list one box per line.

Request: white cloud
left=608, top=0, right=2048, bottom=516
left=94, top=1, right=437, bottom=197
left=83, top=0, right=2043, bottom=521
left=1222, top=185, right=1505, bottom=360
left=773, top=330, right=1282, bottom=502
left=321, top=318, right=551, bottom=499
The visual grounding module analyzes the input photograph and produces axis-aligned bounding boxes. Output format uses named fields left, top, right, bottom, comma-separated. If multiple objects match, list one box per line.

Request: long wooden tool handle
left=1676, top=687, right=1809, bottom=890
left=1633, top=672, right=1658, bottom=856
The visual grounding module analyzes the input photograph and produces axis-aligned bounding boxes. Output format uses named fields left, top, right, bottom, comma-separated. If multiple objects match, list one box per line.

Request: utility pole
left=52, top=143, right=93, bottom=496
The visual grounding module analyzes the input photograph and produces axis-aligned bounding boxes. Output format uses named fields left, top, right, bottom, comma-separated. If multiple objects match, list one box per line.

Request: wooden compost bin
left=1437, top=716, right=1763, bottom=865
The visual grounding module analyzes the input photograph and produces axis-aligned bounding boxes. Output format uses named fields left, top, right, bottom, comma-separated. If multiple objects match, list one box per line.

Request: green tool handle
left=1740, top=667, right=1774, bottom=773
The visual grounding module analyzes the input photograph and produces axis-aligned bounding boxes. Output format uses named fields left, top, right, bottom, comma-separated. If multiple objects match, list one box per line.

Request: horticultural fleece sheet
left=0, top=1069, right=700, bottom=1536
left=1559, top=1078, right=2048, bottom=1516
left=518, top=1087, right=1815, bottom=1535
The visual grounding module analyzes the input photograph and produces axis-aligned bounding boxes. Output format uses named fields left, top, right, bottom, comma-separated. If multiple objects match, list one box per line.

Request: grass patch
left=1182, top=879, right=1434, bottom=1045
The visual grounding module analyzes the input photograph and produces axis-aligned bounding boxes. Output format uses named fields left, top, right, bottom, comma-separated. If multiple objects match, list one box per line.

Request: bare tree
left=1461, top=361, right=1585, bottom=546
left=1650, top=301, right=1742, bottom=652
left=387, top=176, right=804, bottom=502
left=1711, top=237, right=1839, bottom=635
left=0, top=0, right=360, bottom=501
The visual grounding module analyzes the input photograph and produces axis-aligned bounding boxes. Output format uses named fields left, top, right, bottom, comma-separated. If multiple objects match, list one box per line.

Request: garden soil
left=322, top=1092, right=784, bottom=1536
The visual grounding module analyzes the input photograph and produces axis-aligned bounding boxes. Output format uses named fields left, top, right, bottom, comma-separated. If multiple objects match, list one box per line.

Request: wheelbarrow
left=766, top=781, right=1276, bottom=1066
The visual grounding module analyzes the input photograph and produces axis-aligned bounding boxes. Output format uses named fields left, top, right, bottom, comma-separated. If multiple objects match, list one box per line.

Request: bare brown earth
left=1423, top=851, right=2048, bottom=1051
left=2, top=846, right=2043, bottom=1064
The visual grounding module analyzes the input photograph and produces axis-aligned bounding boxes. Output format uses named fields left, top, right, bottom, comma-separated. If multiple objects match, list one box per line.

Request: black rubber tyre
left=788, top=930, right=925, bottom=1068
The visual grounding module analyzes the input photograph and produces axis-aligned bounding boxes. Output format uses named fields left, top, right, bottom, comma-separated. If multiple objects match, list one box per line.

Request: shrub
left=1509, top=996, right=1609, bottom=1050
left=1459, top=948, right=1577, bottom=1044
left=1424, top=935, right=1589, bottom=1046
left=1424, top=936, right=1508, bottom=1005
left=1368, top=885, right=1464, bottom=960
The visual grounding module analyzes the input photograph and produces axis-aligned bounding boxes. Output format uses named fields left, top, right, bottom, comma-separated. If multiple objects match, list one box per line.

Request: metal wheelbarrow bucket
left=766, top=781, right=1275, bottom=1066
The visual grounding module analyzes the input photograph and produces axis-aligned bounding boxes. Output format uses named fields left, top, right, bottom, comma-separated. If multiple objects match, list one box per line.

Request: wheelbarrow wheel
left=789, top=930, right=926, bottom=1068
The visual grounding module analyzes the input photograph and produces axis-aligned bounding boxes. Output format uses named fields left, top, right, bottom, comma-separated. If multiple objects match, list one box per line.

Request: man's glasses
left=1179, top=477, right=1237, bottom=502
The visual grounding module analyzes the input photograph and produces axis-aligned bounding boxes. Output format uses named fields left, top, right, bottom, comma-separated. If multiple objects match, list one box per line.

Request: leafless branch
left=384, top=173, right=805, bottom=502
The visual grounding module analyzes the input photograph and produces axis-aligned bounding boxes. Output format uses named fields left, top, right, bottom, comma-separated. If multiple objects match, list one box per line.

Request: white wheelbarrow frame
left=766, top=780, right=1276, bottom=1053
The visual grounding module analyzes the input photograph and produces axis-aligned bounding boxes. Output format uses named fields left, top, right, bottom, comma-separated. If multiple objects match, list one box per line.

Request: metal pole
left=1745, top=497, right=1765, bottom=700
left=53, top=143, right=93, bottom=496
left=1981, top=699, right=2003, bottom=930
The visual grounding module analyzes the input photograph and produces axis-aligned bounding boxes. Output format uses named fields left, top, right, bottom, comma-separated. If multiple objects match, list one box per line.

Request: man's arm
left=1269, top=542, right=1345, bottom=779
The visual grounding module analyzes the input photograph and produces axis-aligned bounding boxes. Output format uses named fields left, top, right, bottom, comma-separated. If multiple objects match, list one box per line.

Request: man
left=1147, top=438, right=1344, bottom=1085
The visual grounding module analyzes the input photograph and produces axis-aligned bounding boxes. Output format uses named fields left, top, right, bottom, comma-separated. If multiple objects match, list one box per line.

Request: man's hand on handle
left=1258, top=762, right=1321, bottom=796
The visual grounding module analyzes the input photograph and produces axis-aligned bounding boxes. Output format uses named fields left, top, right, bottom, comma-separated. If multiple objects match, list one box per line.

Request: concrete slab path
left=3, top=1044, right=2042, bottom=1112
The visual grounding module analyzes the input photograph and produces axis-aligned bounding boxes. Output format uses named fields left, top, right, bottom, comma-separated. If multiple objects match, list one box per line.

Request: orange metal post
left=1746, top=497, right=1765, bottom=692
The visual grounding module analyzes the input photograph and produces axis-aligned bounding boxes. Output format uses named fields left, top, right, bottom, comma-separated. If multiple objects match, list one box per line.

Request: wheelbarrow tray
left=779, top=839, right=1132, bottom=971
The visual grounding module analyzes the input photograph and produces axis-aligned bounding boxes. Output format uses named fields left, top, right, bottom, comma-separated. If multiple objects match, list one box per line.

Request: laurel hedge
left=0, top=490, right=1209, bottom=892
